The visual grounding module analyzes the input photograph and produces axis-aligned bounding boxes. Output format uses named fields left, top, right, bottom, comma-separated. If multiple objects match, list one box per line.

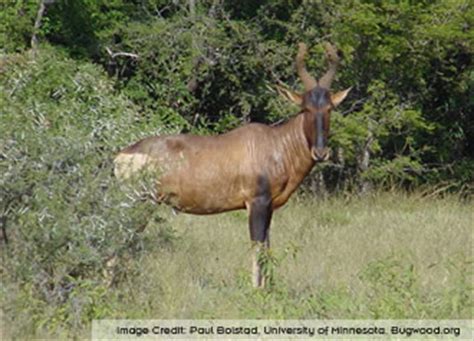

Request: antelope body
left=114, top=43, right=351, bottom=287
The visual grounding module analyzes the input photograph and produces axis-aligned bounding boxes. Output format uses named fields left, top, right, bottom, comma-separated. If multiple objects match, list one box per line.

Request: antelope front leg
left=248, top=196, right=272, bottom=288
left=251, top=237, right=271, bottom=288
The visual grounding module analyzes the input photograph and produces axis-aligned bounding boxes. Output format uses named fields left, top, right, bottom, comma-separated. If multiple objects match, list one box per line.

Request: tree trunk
left=311, top=169, right=327, bottom=199
left=189, top=0, right=196, bottom=20
left=31, top=0, right=47, bottom=53
left=0, top=216, right=7, bottom=245
left=358, top=133, right=373, bottom=194
left=334, top=146, right=346, bottom=192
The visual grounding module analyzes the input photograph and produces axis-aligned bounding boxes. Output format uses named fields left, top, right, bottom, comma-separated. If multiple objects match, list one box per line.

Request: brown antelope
left=114, top=42, right=351, bottom=288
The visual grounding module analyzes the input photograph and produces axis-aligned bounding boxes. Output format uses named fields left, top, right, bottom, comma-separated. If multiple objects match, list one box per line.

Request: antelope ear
left=331, top=87, right=352, bottom=107
left=276, top=85, right=303, bottom=106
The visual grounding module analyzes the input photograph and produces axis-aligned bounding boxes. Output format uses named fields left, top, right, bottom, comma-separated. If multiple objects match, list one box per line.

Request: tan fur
left=114, top=117, right=315, bottom=214
left=114, top=153, right=152, bottom=180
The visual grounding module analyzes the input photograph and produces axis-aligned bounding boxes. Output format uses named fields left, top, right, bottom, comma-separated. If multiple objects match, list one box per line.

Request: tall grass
left=108, top=192, right=472, bottom=320
left=3, top=192, right=472, bottom=338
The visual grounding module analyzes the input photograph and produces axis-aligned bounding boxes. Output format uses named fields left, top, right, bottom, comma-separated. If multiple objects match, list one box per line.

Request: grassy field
left=2, top=192, right=473, bottom=338
left=112, top=192, right=472, bottom=319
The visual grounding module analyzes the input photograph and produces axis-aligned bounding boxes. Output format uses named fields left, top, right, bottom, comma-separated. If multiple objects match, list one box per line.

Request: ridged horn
left=318, top=42, right=340, bottom=89
left=296, top=43, right=317, bottom=91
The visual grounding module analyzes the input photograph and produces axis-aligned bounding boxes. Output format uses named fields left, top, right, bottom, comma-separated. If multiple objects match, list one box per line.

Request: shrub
left=0, top=47, right=172, bottom=337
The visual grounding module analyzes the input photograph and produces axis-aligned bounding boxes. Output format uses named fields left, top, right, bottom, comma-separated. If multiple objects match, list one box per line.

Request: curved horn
left=296, top=43, right=317, bottom=91
left=318, top=42, right=340, bottom=89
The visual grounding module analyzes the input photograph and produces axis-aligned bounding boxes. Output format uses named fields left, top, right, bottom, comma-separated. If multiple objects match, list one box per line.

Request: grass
left=2, top=192, right=473, bottom=339
left=113, top=191, right=472, bottom=319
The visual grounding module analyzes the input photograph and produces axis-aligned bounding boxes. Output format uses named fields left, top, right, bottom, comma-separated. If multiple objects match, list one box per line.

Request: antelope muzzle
left=311, top=146, right=330, bottom=162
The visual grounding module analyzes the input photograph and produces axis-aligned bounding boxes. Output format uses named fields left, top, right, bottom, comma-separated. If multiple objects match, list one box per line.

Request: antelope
left=114, top=42, right=351, bottom=288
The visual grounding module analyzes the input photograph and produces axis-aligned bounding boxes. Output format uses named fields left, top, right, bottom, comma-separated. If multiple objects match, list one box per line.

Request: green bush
left=0, top=47, right=173, bottom=337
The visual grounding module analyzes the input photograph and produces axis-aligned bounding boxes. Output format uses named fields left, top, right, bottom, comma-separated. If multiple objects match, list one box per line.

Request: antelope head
left=278, top=42, right=351, bottom=162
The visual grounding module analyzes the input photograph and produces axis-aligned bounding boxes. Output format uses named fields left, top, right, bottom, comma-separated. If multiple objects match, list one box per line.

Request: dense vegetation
left=1, top=0, right=472, bottom=338
left=2, top=0, right=473, bottom=191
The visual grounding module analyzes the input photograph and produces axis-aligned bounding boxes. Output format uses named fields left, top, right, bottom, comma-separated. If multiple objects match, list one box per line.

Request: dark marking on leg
left=248, top=175, right=273, bottom=288
left=249, top=196, right=272, bottom=243
left=249, top=175, right=273, bottom=243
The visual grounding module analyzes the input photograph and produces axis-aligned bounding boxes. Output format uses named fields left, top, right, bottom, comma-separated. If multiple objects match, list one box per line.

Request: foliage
left=0, top=48, right=174, bottom=336
left=0, top=0, right=38, bottom=52
left=2, top=0, right=472, bottom=190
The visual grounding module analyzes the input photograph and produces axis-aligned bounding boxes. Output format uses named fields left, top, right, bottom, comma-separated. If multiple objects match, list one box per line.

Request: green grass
left=113, top=192, right=472, bottom=319
left=2, top=192, right=473, bottom=339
